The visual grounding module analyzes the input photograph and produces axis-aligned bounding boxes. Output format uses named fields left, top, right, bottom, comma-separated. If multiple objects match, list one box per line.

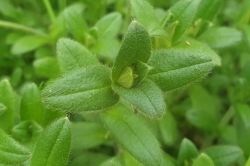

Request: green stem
left=0, top=20, right=50, bottom=38
left=218, top=106, right=235, bottom=128
left=43, top=0, right=56, bottom=23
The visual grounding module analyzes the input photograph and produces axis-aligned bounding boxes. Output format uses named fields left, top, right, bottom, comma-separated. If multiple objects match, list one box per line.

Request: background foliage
left=0, top=0, right=250, bottom=165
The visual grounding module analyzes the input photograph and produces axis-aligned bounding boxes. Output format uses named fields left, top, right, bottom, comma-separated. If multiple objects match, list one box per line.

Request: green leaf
left=198, top=27, right=242, bottom=49
left=192, top=153, right=214, bottom=166
left=12, top=121, right=43, bottom=141
left=123, top=150, right=142, bottom=166
left=161, top=153, right=178, bottom=166
left=42, top=65, right=119, bottom=112
left=234, top=103, right=250, bottom=128
left=147, top=48, right=214, bottom=91
left=69, top=152, right=109, bottom=166
left=246, top=157, right=250, bottom=166
left=195, top=0, right=222, bottom=21
left=33, top=57, right=61, bottom=78
left=57, top=38, right=99, bottom=73
left=0, top=0, right=18, bottom=19
left=129, top=0, right=169, bottom=39
left=0, top=79, right=15, bottom=133
left=71, top=122, right=107, bottom=150
left=237, top=0, right=250, bottom=24
left=170, top=0, right=200, bottom=42
left=11, top=36, right=50, bottom=55
left=0, top=103, right=6, bottom=115
left=177, top=138, right=199, bottom=166
left=99, top=156, right=123, bottom=166
left=159, top=111, right=179, bottom=146
left=64, top=3, right=88, bottom=42
left=203, top=145, right=243, bottom=166
left=30, top=117, right=71, bottom=166
left=117, top=67, right=134, bottom=89
left=112, top=21, right=151, bottom=81
left=174, top=38, right=221, bottom=66
left=112, top=79, right=166, bottom=118
left=20, top=83, right=44, bottom=124
left=10, top=67, right=22, bottom=87
left=102, top=104, right=163, bottom=166
left=95, top=12, right=122, bottom=39
left=0, top=129, right=31, bottom=165
left=134, top=61, right=151, bottom=85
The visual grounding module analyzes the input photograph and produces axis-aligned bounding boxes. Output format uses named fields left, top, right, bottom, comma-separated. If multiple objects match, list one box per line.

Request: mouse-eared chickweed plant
left=1, top=0, right=249, bottom=165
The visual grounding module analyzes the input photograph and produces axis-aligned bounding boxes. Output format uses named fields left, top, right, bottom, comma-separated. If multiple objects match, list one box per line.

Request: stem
left=0, top=20, right=50, bottom=38
left=218, top=106, right=235, bottom=128
left=43, top=0, right=56, bottom=23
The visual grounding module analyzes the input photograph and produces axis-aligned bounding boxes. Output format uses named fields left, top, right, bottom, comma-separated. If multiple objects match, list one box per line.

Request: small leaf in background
left=42, top=108, right=65, bottom=127
left=159, top=110, right=179, bottom=146
left=102, top=104, right=163, bottom=166
left=57, top=38, right=99, bottom=73
left=178, top=138, right=199, bottom=165
left=42, top=66, right=119, bottom=112
left=147, top=48, right=213, bottom=91
left=192, top=153, right=214, bottom=166
left=33, top=57, right=61, bottom=78
left=0, top=79, right=15, bottom=133
left=203, top=145, right=243, bottom=166
left=195, top=0, right=222, bottom=21
left=170, top=0, right=201, bottom=42
left=234, top=103, right=250, bottom=128
left=129, top=0, right=169, bottom=39
left=69, top=152, right=109, bottom=166
left=71, top=122, right=107, bottom=150
left=161, top=153, right=177, bottom=166
left=246, top=157, right=250, bottom=166
left=64, top=3, right=88, bottom=42
left=237, top=0, right=250, bottom=24
left=95, top=12, right=122, bottom=40
left=112, top=79, right=166, bottom=118
left=30, top=117, right=71, bottom=166
left=187, top=85, right=220, bottom=130
left=112, top=21, right=151, bottom=82
left=0, top=129, right=31, bottom=165
left=12, top=121, right=43, bottom=144
left=198, top=27, right=242, bottom=49
left=0, top=0, right=18, bottom=19
left=99, top=156, right=124, bottom=166
left=20, top=83, right=44, bottom=124
left=11, top=35, right=50, bottom=55
left=10, top=67, right=22, bottom=87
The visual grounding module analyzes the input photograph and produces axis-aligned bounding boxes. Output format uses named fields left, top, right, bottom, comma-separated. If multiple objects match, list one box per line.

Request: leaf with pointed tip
left=192, top=153, right=214, bottom=166
left=64, top=3, right=88, bottom=42
left=112, top=21, right=151, bottom=82
left=102, top=104, right=163, bottom=166
left=20, top=83, right=44, bottom=124
left=57, top=38, right=99, bottom=73
left=42, top=65, right=119, bottom=112
left=198, top=27, right=242, bottom=49
left=0, top=129, right=31, bottom=165
left=134, top=61, right=151, bottom=85
left=0, top=79, right=15, bottom=133
left=11, top=36, right=50, bottom=55
left=203, top=145, right=243, bottom=166
left=33, top=57, right=61, bottom=78
left=129, top=0, right=169, bottom=39
left=170, top=0, right=200, bottom=42
left=195, top=0, right=222, bottom=21
left=112, top=79, right=166, bottom=118
left=177, top=138, right=199, bottom=166
left=30, top=118, right=71, bottom=166
left=0, top=103, right=6, bottom=116
left=147, top=48, right=214, bottom=91
left=95, top=12, right=122, bottom=40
